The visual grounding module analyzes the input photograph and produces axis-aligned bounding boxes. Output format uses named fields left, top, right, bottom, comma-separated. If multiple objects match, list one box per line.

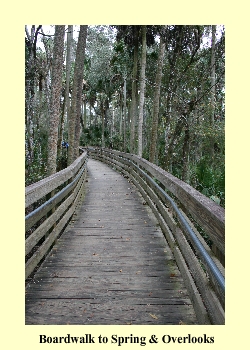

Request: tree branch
left=37, top=31, right=55, bottom=37
left=33, top=25, right=42, bottom=58
left=25, top=25, right=31, bottom=41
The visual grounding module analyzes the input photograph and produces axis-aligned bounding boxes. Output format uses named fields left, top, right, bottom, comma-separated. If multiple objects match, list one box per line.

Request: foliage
left=25, top=24, right=225, bottom=208
left=194, top=157, right=225, bottom=206
left=25, top=132, right=48, bottom=186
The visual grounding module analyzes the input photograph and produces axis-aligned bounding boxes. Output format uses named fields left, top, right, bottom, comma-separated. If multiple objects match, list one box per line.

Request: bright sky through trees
left=25, top=24, right=225, bottom=208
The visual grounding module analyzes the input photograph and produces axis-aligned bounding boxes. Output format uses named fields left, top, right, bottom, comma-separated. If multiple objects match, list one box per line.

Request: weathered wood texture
left=26, top=159, right=199, bottom=325
left=94, top=148, right=225, bottom=255
left=25, top=150, right=87, bottom=279
left=89, top=148, right=225, bottom=325
left=25, top=151, right=87, bottom=208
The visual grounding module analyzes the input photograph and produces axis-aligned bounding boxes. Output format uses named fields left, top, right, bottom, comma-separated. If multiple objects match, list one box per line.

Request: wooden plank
left=26, top=299, right=197, bottom=325
left=87, top=151, right=225, bottom=323
left=26, top=158, right=199, bottom=325
left=120, top=165, right=211, bottom=324
left=126, top=165, right=224, bottom=320
left=99, top=152, right=225, bottom=291
left=101, top=149, right=224, bottom=254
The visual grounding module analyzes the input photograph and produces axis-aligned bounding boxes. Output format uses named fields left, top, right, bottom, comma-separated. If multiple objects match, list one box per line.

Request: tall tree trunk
left=74, top=26, right=88, bottom=160
left=111, top=97, right=115, bottom=142
left=163, top=32, right=183, bottom=170
left=47, top=25, right=65, bottom=176
left=119, top=93, right=123, bottom=136
left=210, top=25, right=216, bottom=161
left=99, top=95, right=105, bottom=148
left=25, top=25, right=40, bottom=167
left=149, top=35, right=165, bottom=163
left=57, top=96, right=65, bottom=161
left=181, top=120, right=190, bottom=182
left=89, top=104, right=92, bottom=127
left=64, top=25, right=73, bottom=132
left=68, top=25, right=88, bottom=165
left=101, top=101, right=105, bottom=148
left=138, top=25, right=147, bottom=158
left=83, top=95, right=87, bottom=129
left=130, top=27, right=139, bottom=154
left=123, top=76, right=127, bottom=152
left=163, top=76, right=178, bottom=171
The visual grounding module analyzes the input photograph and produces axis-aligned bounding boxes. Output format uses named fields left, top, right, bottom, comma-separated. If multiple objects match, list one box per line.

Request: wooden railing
left=25, top=149, right=87, bottom=280
left=88, top=147, right=225, bottom=325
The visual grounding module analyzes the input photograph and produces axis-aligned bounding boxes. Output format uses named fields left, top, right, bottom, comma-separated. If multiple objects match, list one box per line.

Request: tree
left=129, top=26, right=139, bottom=154
left=210, top=25, right=216, bottom=160
left=68, top=25, right=88, bottom=165
left=61, top=25, right=73, bottom=142
left=65, top=25, right=74, bottom=125
left=114, top=25, right=157, bottom=154
left=25, top=25, right=42, bottom=170
left=149, top=33, right=165, bottom=163
left=25, top=25, right=225, bottom=206
left=163, top=25, right=202, bottom=172
left=47, top=25, right=65, bottom=176
left=57, top=25, right=74, bottom=164
left=138, top=25, right=147, bottom=158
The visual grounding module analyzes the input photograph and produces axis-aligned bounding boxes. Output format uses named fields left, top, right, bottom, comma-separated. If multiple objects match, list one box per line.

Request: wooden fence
left=88, top=147, right=225, bottom=325
left=25, top=149, right=87, bottom=280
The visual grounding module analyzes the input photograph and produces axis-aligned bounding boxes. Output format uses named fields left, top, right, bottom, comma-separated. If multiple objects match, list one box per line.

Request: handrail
left=25, top=150, right=87, bottom=280
left=136, top=162, right=225, bottom=294
left=25, top=149, right=87, bottom=208
left=131, top=156, right=225, bottom=255
left=25, top=164, right=86, bottom=231
left=88, top=147, right=225, bottom=325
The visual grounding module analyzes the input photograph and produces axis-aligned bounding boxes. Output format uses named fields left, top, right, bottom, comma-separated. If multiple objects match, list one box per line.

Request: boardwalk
left=25, top=159, right=198, bottom=325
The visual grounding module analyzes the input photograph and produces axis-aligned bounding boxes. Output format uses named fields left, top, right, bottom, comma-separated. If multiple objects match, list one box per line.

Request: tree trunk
left=123, top=76, right=127, bottom=152
left=25, top=25, right=39, bottom=167
left=68, top=25, right=88, bottom=165
left=165, top=117, right=184, bottom=170
left=138, top=25, right=147, bottom=158
left=64, top=25, right=73, bottom=131
left=111, top=97, right=115, bottom=142
left=181, top=121, right=190, bottom=182
left=89, top=104, right=92, bottom=127
left=57, top=95, right=65, bottom=161
left=83, top=95, right=87, bottom=128
left=47, top=25, right=65, bottom=176
left=210, top=25, right=216, bottom=161
left=74, top=26, right=88, bottom=160
left=149, top=35, right=165, bottom=163
left=130, top=27, right=139, bottom=154
left=101, top=100, right=105, bottom=148
left=119, top=93, right=123, bottom=136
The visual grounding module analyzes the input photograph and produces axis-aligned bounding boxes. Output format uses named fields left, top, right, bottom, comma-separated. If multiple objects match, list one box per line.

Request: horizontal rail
left=25, top=150, right=87, bottom=280
left=88, top=147, right=225, bottom=325
left=136, top=162, right=225, bottom=294
left=25, top=164, right=86, bottom=231
left=25, top=150, right=87, bottom=208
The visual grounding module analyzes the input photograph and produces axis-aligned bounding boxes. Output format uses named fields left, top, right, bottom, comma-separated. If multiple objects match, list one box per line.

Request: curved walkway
left=25, top=159, right=197, bottom=325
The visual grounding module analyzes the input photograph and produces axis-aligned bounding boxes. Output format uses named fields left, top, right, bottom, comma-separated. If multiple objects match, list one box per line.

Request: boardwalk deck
left=25, top=159, right=198, bottom=325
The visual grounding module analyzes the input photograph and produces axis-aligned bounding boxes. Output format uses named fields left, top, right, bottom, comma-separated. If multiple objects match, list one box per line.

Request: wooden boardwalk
left=25, top=159, right=198, bottom=325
